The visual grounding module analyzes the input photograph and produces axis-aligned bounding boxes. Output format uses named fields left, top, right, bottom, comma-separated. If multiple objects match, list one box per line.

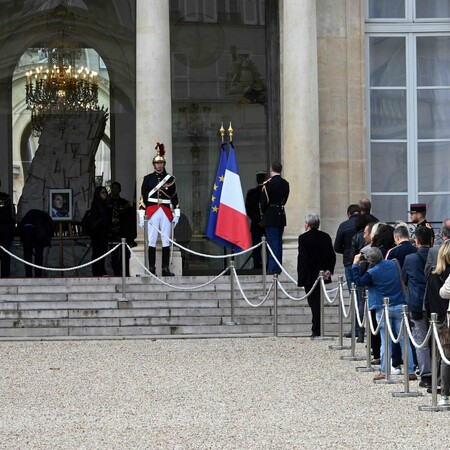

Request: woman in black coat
left=88, top=186, right=110, bottom=276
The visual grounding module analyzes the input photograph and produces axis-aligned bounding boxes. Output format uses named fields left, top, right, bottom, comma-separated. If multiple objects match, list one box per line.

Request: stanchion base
left=392, top=391, right=423, bottom=397
left=356, top=366, right=376, bottom=372
left=116, top=298, right=132, bottom=305
left=225, top=321, right=238, bottom=326
left=374, top=378, right=402, bottom=384
left=329, top=344, right=351, bottom=350
left=418, top=405, right=443, bottom=412
left=340, top=355, right=365, bottom=361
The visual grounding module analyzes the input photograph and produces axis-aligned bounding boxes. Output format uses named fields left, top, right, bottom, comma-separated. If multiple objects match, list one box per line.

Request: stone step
left=0, top=276, right=350, bottom=339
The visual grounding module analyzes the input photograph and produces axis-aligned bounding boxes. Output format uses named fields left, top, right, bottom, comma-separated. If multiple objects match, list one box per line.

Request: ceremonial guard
left=140, top=142, right=180, bottom=276
left=408, top=203, right=435, bottom=244
left=259, top=161, right=290, bottom=274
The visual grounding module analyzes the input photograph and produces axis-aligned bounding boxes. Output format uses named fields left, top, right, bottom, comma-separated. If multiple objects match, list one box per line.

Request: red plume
left=158, top=142, right=165, bottom=157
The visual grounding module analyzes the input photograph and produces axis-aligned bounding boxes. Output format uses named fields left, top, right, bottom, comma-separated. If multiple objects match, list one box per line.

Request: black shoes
left=162, top=266, right=174, bottom=277
left=427, top=386, right=441, bottom=394
left=419, top=377, right=432, bottom=389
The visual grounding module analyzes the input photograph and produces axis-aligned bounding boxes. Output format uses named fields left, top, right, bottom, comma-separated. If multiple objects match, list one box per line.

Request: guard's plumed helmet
left=152, top=142, right=166, bottom=164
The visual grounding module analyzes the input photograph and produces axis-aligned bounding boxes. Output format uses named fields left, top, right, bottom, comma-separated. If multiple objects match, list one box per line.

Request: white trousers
left=147, top=207, right=171, bottom=247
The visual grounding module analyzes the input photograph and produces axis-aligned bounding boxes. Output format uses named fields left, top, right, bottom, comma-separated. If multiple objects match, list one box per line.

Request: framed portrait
left=49, top=189, right=72, bottom=221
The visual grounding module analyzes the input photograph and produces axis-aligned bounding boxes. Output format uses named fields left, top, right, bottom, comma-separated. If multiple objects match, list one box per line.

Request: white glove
left=137, top=210, right=145, bottom=228
left=172, top=208, right=180, bottom=227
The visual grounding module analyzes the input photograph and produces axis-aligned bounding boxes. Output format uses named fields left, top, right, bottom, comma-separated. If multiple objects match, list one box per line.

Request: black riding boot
left=148, top=246, right=156, bottom=275
left=161, top=246, right=174, bottom=276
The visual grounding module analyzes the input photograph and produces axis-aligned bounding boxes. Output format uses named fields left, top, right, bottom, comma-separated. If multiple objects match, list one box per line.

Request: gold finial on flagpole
left=220, top=122, right=225, bottom=142
left=228, top=122, right=233, bottom=142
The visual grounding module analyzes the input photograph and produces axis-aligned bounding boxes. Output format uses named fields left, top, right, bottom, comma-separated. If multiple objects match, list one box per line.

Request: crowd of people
left=0, top=179, right=136, bottom=278
left=322, top=198, right=450, bottom=406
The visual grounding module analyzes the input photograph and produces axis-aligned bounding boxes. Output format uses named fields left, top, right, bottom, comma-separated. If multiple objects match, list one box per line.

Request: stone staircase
left=0, top=275, right=350, bottom=339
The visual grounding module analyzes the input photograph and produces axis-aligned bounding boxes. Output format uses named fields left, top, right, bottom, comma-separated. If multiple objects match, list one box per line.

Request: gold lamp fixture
left=25, top=29, right=100, bottom=136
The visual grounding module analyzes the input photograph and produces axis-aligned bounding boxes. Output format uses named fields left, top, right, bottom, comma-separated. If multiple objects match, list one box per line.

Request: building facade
left=0, top=1, right=448, bottom=274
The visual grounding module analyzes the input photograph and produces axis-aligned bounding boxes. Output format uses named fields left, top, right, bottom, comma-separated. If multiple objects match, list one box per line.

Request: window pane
left=417, top=89, right=450, bottom=139
left=370, top=90, right=407, bottom=139
left=370, top=37, right=405, bottom=87
left=419, top=195, right=450, bottom=223
left=416, top=0, right=450, bottom=19
left=417, top=36, right=450, bottom=86
left=418, top=142, right=450, bottom=191
left=368, top=0, right=405, bottom=19
left=371, top=195, right=408, bottom=222
left=371, top=143, right=407, bottom=192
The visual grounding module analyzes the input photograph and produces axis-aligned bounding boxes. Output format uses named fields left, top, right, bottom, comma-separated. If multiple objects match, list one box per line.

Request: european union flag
left=206, top=143, right=235, bottom=249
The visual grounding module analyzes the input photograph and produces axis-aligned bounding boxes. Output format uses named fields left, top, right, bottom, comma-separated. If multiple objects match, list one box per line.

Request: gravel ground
left=0, top=337, right=447, bottom=449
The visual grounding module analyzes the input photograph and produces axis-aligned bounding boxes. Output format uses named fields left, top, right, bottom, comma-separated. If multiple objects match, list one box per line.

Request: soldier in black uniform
left=140, top=142, right=180, bottom=276
left=245, top=171, right=267, bottom=269
left=408, top=203, right=435, bottom=244
left=259, top=161, right=290, bottom=274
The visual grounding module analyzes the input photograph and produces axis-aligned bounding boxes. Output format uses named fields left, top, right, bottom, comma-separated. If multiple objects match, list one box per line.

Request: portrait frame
left=49, top=188, right=73, bottom=221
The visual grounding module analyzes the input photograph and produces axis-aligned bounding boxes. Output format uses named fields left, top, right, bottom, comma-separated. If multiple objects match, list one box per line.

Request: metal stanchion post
left=419, top=313, right=442, bottom=411
left=225, top=261, right=237, bottom=326
left=273, top=274, right=278, bottom=337
left=356, top=289, right=375, bottom=371
left=329, top=276, right=350, bottom=350
left=315, top=271, right=333, bottom=341
left=340, top=284, right=364, bottom=360
left=375, top=298, right=401, bottom=384
left=261, top=236, right=267, bottom=294
left=119, top=238, right=128, bottom=301
left=116, top=238, right=131, bottom=303
left=393, top=305, right=421, bottom=397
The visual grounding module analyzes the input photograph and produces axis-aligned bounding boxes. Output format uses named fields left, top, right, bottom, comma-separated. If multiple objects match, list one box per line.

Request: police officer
left=408, top=203, right=435, bottom=244
left=140, top=142, right=180, bottom=276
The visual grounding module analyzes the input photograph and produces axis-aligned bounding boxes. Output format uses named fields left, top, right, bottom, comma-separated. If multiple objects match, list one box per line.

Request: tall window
left=366, top=0, right=450, bottom=221
left=170, top=0, right=269, bottom=274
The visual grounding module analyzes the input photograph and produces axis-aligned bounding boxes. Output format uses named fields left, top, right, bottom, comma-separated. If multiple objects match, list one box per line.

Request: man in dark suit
left=402, top=226, right=434, bottom=388
left=245, top=171, right=267, bottom=269
left=297, top=213, right=336, bottom=337
left=387, top=225, right=417, bottom=266
left=259, top=162, right=289, bottom=274
left=0, top=179, right=15, bottom=278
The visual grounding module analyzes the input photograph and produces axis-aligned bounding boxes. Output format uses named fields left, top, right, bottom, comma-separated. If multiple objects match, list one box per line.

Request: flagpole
left=220, top=122, right=225, bottom=143
left=220, top=122, right=227, bottom=271
left=228, top=122, right=233, bottom=143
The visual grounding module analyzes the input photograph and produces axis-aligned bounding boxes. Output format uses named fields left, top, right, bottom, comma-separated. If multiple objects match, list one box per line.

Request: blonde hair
left=433, top=241, right=450, bottom=275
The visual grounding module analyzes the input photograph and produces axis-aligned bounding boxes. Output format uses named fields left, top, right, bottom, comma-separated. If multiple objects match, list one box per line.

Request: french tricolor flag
left=215, top=143, right=251, bottom=250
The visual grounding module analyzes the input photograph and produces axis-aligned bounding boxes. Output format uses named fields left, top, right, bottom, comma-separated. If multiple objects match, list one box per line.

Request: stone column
left=136, top=0, right=173, bottom=177
left=134, top=0, right=181, bottom=276
left=280, top=0, right=320, bottom=274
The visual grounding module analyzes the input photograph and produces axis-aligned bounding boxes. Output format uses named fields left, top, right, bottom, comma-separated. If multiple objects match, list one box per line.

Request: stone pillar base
left=281, top=235, right=298, bottom=279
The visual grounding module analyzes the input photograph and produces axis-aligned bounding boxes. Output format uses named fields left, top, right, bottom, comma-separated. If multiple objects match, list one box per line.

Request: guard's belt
left=148, top=198, right=171, bottom=205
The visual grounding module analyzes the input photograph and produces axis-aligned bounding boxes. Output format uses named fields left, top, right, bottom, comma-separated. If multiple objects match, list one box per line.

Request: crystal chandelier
left=25, top=31, right=99, bottom=136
